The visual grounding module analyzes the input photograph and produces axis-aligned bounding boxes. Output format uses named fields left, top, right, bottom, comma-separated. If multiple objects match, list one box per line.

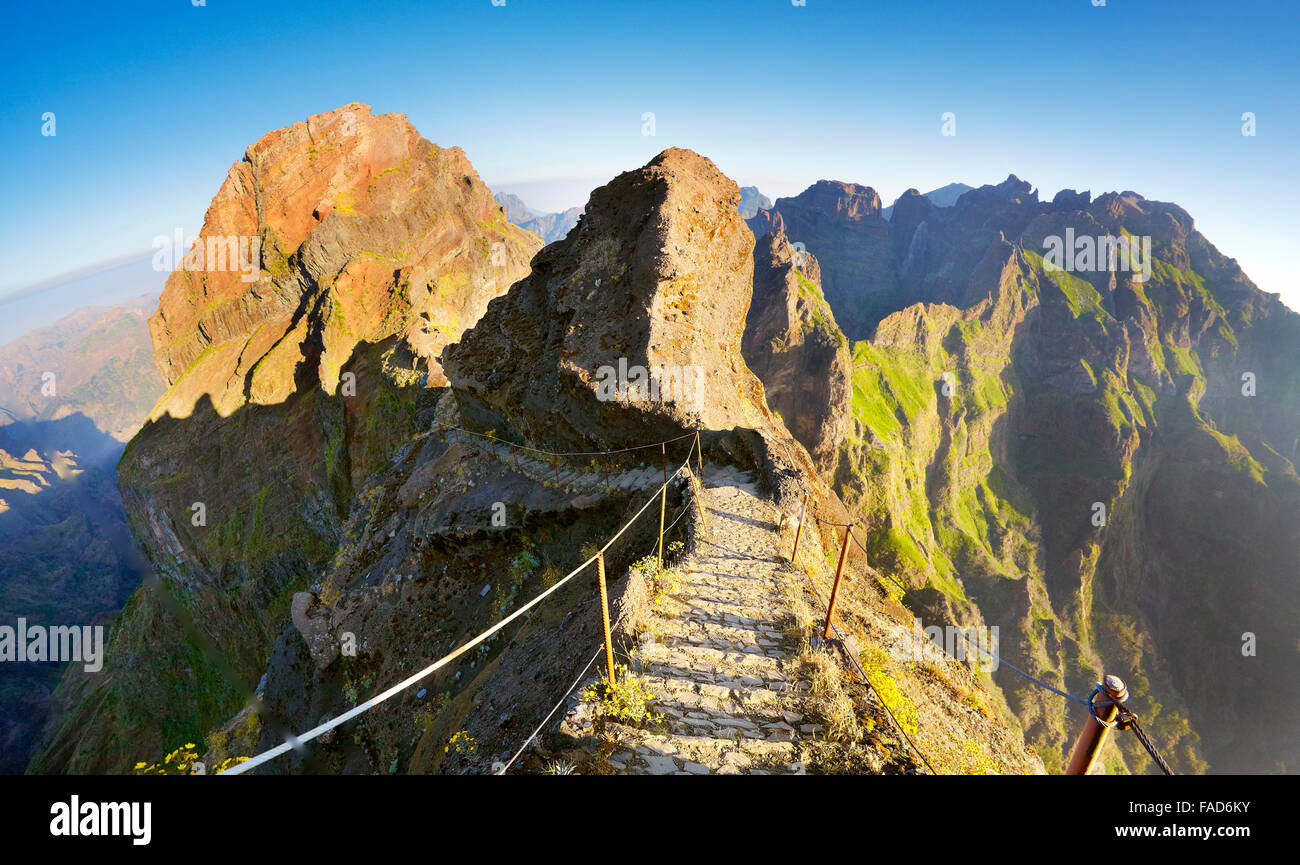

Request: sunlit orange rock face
left=149, top=102, right=540, bottom=419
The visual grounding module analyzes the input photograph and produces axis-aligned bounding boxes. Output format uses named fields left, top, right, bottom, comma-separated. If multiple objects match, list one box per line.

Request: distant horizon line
left=0, top=248, right=156, bottom=305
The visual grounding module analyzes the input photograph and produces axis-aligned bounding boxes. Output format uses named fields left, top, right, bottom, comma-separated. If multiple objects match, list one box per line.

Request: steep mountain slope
left=32, top=104, right=541, bottom=773
left=444, top=149, right=777, bottom=449
left=748, top=181, right=896, bottom=340
left=742, top=229, right=851, bottom=470
left=750, top=177, right=1299, bottom=773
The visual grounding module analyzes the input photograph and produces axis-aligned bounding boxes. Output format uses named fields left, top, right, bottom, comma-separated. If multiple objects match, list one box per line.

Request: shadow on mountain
left=0, top=413, right=148, bottom=773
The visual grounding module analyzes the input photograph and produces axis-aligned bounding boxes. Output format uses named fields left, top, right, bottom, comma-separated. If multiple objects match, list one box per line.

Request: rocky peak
left=1050, top=188, right=1091, bottom=210
left=443, top=147, right=776, bottom=450
left=888, top=189, right=938, bottom=257
left=793, top=180, right=883, bottom=221
left=493, top=191, right=537, bottom=224
left=148, top=102, right=540, bottom=418
left=41, top=108, right=545, bottom=773
left=747, top=179, right=895, bottom=340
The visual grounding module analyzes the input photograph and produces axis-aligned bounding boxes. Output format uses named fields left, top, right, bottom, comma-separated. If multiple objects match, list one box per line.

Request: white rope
left=495, top=459, right=703, bottom=774
left=495, top=644, right=603, bottom=775
left=221, top=457, right=690, bottom=775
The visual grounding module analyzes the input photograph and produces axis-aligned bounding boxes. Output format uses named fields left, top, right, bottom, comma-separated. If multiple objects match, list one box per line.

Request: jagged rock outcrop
left=742, top=230, right=851, bottom=469
left=748, top=181, right=896, bottom=339
left=149, top=102, right=539, bottom=414
left=443, top=148, right=776, bottom=451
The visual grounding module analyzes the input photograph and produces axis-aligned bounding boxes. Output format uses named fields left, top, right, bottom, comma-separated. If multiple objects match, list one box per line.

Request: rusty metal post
left=695, top=431, right=704, bottom=484
left=596, top=552, right=616, bottom=686
left=657, top=442, right=667, bottom=570
left=789, top=492, right=809, bottom=563
left=511, top=445, right=519, bottom=472
left=822, top=523, right=852, bottom=639
left=1067, top=675, right=1128, bottom=775
left=553, top=453, right=560, bottom=485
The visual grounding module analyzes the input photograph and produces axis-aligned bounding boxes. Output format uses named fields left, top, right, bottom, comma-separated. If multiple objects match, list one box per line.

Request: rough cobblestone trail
left=595, top=466, right=819, bottom=775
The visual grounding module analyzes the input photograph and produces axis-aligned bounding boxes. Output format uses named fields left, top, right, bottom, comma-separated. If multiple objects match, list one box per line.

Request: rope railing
left=495, top=464, right=706, bottom=774
left=441, top=425, right=697, bottom=458
left=802, top=570, right=939, bottom=775
left=221, top=434, right=700, bottom=775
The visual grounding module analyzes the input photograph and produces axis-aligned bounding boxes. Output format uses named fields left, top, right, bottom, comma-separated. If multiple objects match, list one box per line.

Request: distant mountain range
left=881, top=182, right=974, bottom=219
left=494, top=192, right=582, bottom=244
left=738, top=186, right=773, bottom=218
left=496, top=184, right=777, bottom=244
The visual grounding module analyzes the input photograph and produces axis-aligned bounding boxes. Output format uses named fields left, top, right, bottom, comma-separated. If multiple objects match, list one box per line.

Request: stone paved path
left=464, top=434, right=675, bottom=494
left=593, top=466, right=816, bottom=775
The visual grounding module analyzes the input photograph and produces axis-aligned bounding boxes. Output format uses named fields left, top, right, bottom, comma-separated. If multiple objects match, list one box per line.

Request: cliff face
left=761, top=175, right=1299, bottom=773
left=743, top=229, right=852, bottom=470
left=148, top=102, right=539, bottom=412
left=34, top=105, right=540, bottom=773
left=748, top=180, right=897, bottom=340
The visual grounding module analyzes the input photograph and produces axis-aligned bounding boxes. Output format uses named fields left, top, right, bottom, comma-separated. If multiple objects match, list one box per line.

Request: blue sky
left=3, top=0, right=1297, bottom=311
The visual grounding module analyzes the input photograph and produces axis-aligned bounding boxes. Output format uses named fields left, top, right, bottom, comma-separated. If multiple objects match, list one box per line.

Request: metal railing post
left=596, top=552, right=616, bottom=686
left=657, top=442, right=667, bottom=570
left=695, top=431, right=704, bottom=484
left=790, top=492, right=809, bottom=563
left=1067, top=675, right=1128, bottom=775
left=822, top=523, right=852, bottom=639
